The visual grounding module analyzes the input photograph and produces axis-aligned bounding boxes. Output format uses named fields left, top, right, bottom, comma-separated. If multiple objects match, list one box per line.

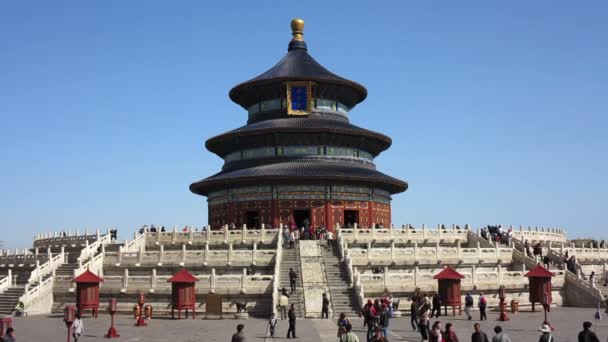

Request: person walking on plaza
left=491, top=326, right=511, bottom=342
left=380, top=303, right=390, bottom=339
left=538, top=324, right=554, bottom=342
left=411, top=299, right=419, bottom=331
left=2, top=328, right=16, bottom=342
left=322, top=293, right=330, bottom=319
left=464, top=292, right=474, bottom=320
left=268, top=313, right=278, bottom=338
left=289, top=268, right=298, bottom=293
left=478, top=293, right=487, bottom=321
left=471, top=323, right=489, bottom=342
left=72, top=313, right=84, bottom=342
left=443, top=322, right=458, bottom=342
left=287, top=304, right=297, bottom=339
left=578, top=321, right=599, bottom=342
left=419, top=305, right=431, bottom=342
left=337, top=313, right=350, bottom=342
left=432, top=292, right=442, bottom=318
left=231, top=324, right=246, bottom=342
left=279, top=292, right=289, bottom=320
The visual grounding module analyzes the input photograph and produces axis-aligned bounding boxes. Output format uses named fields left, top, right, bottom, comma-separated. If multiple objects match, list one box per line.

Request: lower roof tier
left=190, top=160, right=407, bottom=196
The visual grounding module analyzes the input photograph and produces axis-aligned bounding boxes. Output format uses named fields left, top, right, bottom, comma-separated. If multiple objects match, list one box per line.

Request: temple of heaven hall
left=190, top=19, right=407, bottom=230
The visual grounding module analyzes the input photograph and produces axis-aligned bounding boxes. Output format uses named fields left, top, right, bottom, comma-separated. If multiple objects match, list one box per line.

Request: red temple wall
left=208, top=199, right=391, bottom=229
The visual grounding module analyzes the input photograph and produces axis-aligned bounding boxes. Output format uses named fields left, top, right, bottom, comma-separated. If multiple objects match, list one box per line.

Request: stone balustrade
left=356, top=266, right=566, bottom=294
left=0, top=249, right=48, bottom=266
left=0, top=270, right=13, bottom=293
left=510, top=226, right=567, bottom=243
left=143, top=226, right=280, bottom=246
left=104, top=246, right=276, bottom=267
left=344, top=244, right=513, bottom=266
left=33, top=229, right=105, bottom=248
left=557, top=245, right=608, bottom=262
left=101, top=268, right=273, bottom=294
left=337, top=225, right=470, bottom=244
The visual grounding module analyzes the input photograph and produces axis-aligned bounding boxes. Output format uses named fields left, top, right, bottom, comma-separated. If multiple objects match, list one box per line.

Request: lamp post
left=135, top=292, right=147, bottom=327
left=64, top=305, right=76, bottom=342
left=105, top=298, right=120, bottom=338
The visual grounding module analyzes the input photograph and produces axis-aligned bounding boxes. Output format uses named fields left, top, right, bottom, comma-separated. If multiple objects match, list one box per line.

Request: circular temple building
left=190, top=19, right=407, bottom=230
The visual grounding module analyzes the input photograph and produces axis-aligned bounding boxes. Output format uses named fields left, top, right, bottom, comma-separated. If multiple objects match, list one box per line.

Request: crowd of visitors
left=282, top=222, right=333, bottom=249
left=480, top=225, right=512, bottom=246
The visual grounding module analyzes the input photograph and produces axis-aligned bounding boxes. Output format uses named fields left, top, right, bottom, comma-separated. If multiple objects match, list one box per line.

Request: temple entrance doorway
left=344, top=210, right=359, bottom=228
left=245, top=210, right=260, bottom=229
left=293, top=210, right=311, bottom=229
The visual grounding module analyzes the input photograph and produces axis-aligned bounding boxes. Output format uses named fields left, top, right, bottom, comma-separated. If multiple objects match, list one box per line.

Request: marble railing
left=144, top=226, right=280, bottom=246
left=27, top=251, right=65, bottom=284
left=102, top=269, right=273, bottom=294
left=19, top=274, right=55, bottom=314
left=272, top=231, right=283, bottom=317
left=33, top=230, right=105, bottom=248
left=104, top=247, right=276, bottom=267
left=357, top=266, right=566, bottom=293
left=511, top=226, right=567, bottom=243
left=0, top=271, right=12, bottom=293
left=0, top=251, right=47, bottom=266
left=337, top=226, right=470, bottom=244
left=344, top=245, right=513, bottom=265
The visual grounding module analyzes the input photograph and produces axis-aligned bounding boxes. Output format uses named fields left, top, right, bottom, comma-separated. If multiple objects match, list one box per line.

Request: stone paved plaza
left=7, top=307, right=608, bottom=341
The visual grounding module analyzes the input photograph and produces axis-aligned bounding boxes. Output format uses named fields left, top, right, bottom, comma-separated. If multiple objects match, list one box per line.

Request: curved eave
left=205, top=118, right=392, bottom=157
left=189, top=161, right=408, bottom=196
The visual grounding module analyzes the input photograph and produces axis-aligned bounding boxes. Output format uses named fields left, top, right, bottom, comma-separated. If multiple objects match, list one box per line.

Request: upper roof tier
left=228, top=19, right=367, bottom=110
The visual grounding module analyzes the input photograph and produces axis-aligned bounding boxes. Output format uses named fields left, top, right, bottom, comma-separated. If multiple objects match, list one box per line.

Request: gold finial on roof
left=291, top=18, right=305, bottom=41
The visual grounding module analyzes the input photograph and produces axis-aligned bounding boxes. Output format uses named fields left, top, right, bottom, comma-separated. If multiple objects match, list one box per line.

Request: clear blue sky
left=1, top=1, right=606, bottom=248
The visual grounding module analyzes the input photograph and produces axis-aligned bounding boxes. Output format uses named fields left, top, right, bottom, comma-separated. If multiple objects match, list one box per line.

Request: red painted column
left=368, top=201, right=374, bottom=228
left=271, top=199, right=279, bottom=228
left=325, top=200, right=332, bottom=233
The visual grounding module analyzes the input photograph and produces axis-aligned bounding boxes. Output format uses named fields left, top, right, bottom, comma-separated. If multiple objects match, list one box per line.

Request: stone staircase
left=280, top=245, right=305, bottom=317
left=323, top=240, right=359, bottom=317
left=0, top=286, right=25, bottom=315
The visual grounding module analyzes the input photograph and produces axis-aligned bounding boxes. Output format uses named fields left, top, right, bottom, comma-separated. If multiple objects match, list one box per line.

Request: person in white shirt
left=72, top=314, right=84, bottom=342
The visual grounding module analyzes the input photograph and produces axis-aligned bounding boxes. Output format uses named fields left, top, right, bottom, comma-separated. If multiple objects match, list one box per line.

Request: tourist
left=322, top=293, right=330, bottom=319
left=287, top=304, right=297, bottom=339
left=411, top=298, right=419, bottom=331
left=283, top=227, right=290, bottom=247
left=366, top=302, right=379, bottom=342
left=464, top=292, right=474, bottom=320
left=160, top=226, right=166, bottom=232
left=289, top=230, right=296, bottom=249
left=371, top=326, right=386, bottom=342
left=589, top=271, right=596, bottom=288
left=471, top=323, right=489, bottom=342
left=72, top=313, right=84, bottom=342
left=478, top=293, right=487, bottom=321
left=578, top=321, right=599, bottom=342
left=423, top=293, right=432, bottom=308
left=443, top=322, right=458, bottom=342
left=268, top=313, right=278, bottom=338
left=231, top=324, right=246, bottom=342
left=537, top=324, right=554, bottom=342
left=491, top=326, right=511, bottom=342
left=337, top=313, right=350, bottom=342
left=380, top=303, right=390, bottom=338
left=362, top=299, right=373, bottom=328
left=432, top=292, right=442, bottom=318
left=429, top=321, right=442, bottom=342
left=419, top=305, right=430, bottom=341
left=2, top=328, right=15, bottom=342
left=289, top=268, right=297, bottom=292
left=279, top=292, right=289, bottom=320
left=543, top=255, right=551, bottom=269
left=345, top=323, right=360, bottom=342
